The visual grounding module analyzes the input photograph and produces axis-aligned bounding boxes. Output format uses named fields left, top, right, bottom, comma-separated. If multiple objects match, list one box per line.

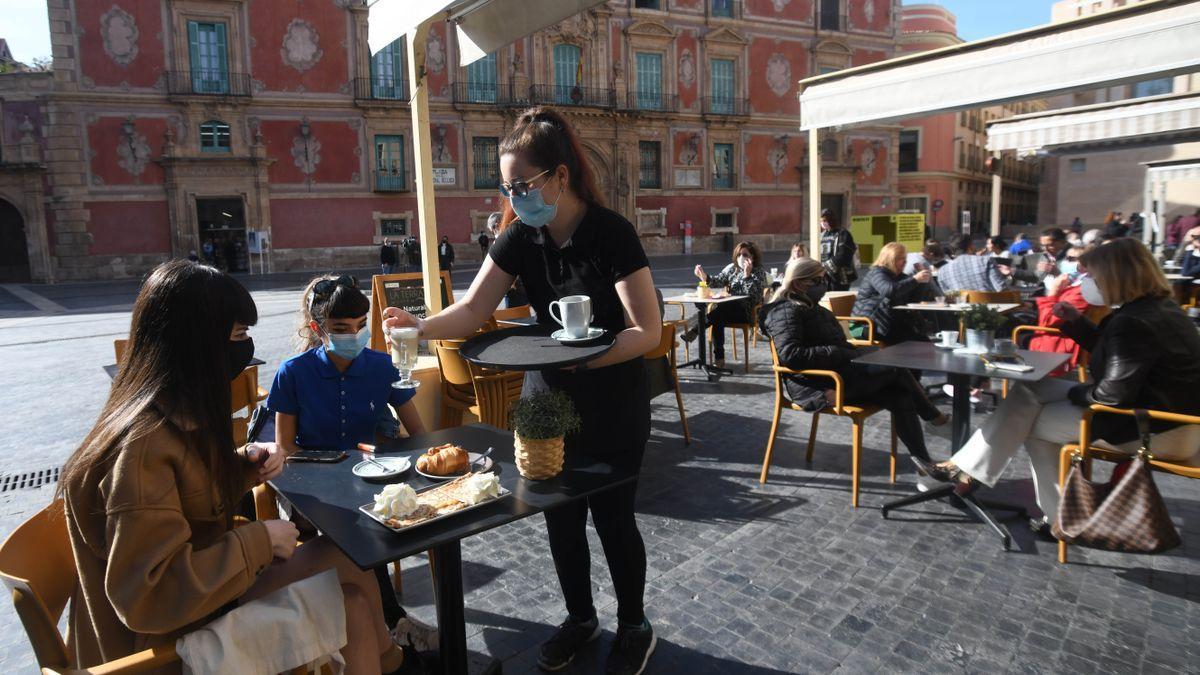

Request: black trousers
left=544, top=478, right=646, bottom=626
left=840, top=363, right=942, bottom=462
left=707, top=302, right=752, bottom=359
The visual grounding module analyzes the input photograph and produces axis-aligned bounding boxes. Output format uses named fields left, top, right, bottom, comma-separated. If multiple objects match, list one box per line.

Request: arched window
left=199, top=120, right=231, bottom=153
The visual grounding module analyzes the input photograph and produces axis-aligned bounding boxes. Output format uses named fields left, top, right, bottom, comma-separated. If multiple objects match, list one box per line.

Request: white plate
left=551, top=327, right=606, bottom=343
left=352, top=456, right=411, bottom=481
left=414, top=452, right=495, bottom=481
left=359, top=486, right=511, bottom=534
left=933, top=342, right=964, bottom=350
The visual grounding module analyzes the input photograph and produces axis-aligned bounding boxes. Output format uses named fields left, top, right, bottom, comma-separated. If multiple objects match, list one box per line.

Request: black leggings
left=707, top=302, right=752, bottom=359
left=544, top=478, right=646, bottom=626
left=840, top=363, right=942, bottom=462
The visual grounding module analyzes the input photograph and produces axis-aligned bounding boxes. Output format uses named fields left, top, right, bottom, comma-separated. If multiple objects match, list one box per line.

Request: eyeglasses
left=498, top=169, right=550, bottom=198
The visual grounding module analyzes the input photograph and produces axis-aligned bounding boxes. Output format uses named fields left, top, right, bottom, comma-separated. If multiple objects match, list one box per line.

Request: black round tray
left=459, top=324, right=615, bottom=371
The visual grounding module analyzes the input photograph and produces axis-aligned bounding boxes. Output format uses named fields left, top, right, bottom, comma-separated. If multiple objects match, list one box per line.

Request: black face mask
left=805, top=282, right=828, bottom=304
left=227, top=337, right=255, bottom=381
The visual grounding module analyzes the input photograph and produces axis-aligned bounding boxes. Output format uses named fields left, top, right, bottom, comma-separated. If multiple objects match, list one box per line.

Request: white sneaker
left=392, top=615, right=438, bottom=652
left=941, top=384, right=981, bottom=404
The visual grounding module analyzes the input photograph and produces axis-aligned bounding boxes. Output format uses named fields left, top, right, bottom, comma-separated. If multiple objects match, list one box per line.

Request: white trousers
left=951, top=378, right=1200, bottom=522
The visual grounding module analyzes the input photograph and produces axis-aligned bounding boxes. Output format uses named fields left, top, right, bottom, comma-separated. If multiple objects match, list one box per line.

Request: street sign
left=932, top=199, right=944, bottom=211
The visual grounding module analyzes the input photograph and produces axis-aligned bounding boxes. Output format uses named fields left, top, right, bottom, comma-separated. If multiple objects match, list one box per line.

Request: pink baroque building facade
left=0, top=0, right=904, bottom=282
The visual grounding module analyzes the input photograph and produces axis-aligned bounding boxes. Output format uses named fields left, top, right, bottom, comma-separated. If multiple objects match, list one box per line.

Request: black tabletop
left=460, top=324, right=615, bottom=371
left=853, top=342, right=1070, bottom=382
left=269, top=424, right=637, bottom=569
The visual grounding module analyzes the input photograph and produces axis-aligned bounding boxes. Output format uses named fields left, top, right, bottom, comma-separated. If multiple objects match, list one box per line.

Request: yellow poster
left=850, top=213, right=926, bottom=264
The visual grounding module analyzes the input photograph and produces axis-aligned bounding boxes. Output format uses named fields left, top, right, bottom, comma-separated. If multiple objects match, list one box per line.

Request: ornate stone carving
left=511, top=53, right=524, bottom=76
left=766, top=53, right=791, bottom=97
left=432, top=125, right=452, bottom=164
left=678, top=48, right=696, bottom=89
left=425, top=30, right=446, bottom=74
left=678, top=134, right=700, bottom=166
left=771, top=0, right=790, bottom=11
left=768, top=134, right=789, bottom=185
left=100, top=5, right=139, bottom=67
left=293, top=119, right=321, bottom=176
left=281, top=18, right=324, bottom=72
left=864, top=0, right=876, bottom=25
left=117, top=118, right=151, bottom=179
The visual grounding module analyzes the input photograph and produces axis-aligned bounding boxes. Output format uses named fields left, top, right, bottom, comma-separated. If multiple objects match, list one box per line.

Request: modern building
left=1040, top=0, right=1200, bottom=227
left=0, top=0, right=909, bottom=283
left=894, top=4, right=1043, bottom=242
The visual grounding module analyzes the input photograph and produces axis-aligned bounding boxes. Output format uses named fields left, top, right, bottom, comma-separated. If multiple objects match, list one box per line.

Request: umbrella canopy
left=369, top=0, right=608, bottom=66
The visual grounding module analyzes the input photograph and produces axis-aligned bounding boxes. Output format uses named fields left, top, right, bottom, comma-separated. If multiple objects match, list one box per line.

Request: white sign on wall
left=432, top=168, right=456, bottom=186
left=674, top=167, right=701, bottom=188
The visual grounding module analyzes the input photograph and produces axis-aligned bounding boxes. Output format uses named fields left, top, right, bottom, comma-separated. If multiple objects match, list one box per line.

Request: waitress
left=383, top=107, right=660, bottom=675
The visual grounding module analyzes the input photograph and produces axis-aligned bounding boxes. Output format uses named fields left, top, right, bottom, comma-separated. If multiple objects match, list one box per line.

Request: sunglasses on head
left=498, top=169, right=551, bottom=199
left=1066, top=255, right=1080, bottom=261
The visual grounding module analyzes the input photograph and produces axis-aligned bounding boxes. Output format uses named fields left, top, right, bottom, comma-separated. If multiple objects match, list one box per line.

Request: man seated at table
left=903, top=241, right=946, bottom=276
left=937, top=234, right=1009, bottom=293
left=1013, top=228, right=1069, bottom=284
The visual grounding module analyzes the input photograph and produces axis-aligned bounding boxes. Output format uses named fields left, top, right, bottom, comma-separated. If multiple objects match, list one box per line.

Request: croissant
left=417, top=444, right=469, bottom=476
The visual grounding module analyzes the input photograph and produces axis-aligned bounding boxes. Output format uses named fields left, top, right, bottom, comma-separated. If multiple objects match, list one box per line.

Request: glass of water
left=388, top=326, right=421, bottom=389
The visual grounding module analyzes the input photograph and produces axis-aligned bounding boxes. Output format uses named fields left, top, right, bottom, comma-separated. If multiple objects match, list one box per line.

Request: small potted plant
left=509, top=390, right=582, bottom=480
left=696, top=279, right=712, bottom=299
left=961, top=304, right=1004, bottom=354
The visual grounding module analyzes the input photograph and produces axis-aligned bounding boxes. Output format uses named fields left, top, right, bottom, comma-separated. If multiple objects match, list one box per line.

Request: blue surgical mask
left=509, top=180, right=561, bottom=228
left=326, top=327, right=369, bottom=360
left=1060, top=260, right=1078, bottom=277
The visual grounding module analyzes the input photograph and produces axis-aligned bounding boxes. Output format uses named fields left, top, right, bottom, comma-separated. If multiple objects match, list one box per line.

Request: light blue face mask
left=326, top=327, right=369, bottom=361
left=1060, top=260, right=1078, bottom=277
left=509, top=179, right=561, bottom=228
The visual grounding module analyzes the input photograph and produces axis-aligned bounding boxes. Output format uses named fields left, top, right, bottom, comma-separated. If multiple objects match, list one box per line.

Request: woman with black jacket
left=852, top=242, right=934, bottom=343
left=919, top=239, right=1200, bottom=530
left=818, top=209, right=858, bottom=291
left=759, top=258, right=947, bottom=465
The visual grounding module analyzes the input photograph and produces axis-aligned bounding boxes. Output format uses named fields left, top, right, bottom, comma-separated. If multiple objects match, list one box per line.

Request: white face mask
left=1080, top=276, right=1105, bottom=306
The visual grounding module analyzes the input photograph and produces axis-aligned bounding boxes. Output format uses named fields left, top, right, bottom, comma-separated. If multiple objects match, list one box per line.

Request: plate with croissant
left=414, top=443, right=494, bottom=480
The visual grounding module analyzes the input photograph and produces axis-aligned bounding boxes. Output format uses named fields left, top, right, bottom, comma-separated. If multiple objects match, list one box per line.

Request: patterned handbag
left=1052, top=409, right=1182, bottom=552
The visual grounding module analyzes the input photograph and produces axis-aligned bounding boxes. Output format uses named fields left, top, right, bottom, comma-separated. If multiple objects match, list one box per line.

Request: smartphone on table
left=288, top=449, right=348, bottom=463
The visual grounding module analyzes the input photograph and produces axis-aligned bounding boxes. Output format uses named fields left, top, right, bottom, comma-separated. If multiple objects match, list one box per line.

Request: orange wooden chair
left=1002, top=305, right=1111, bottom=397
left=433, top=339, right=523, bottom=430
left=760, top=340, right=897, bottom=507
left=488, top=304, right=532, bottom=330
left=1057, top=404, right=1200, bottom=563
left=646, top=322, right=690, bottom=444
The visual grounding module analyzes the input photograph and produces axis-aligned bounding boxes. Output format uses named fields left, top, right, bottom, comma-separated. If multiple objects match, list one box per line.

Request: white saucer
left=352, top=456, right=411, bottom=481
left=551, top=327, right=606, bottom=342
left=933, top=342, right=963, bottom=350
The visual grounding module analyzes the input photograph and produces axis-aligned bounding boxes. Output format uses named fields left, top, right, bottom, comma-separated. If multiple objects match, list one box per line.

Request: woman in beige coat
left=60, top=261, right=409, bottom=674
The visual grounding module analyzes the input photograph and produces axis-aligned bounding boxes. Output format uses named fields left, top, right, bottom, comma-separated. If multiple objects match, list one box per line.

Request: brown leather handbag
left=1052, top=410, right=1182, bottom=553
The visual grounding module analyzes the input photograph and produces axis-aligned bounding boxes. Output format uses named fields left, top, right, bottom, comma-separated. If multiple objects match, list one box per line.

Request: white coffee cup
left=938, top=330, right=958, bottom=346
left=549, top=295, right=593, bottom=339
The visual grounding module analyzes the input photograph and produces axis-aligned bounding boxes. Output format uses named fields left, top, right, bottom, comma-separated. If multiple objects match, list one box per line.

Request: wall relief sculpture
left=117, top=118, right=151, bottom=179
left=771, top=0, right=791, bottom=12
left=426, top=30, right=446, bottom=74
left=100, top=5, right=139, bottom=66
left=766, top=53, right=791, bottom=97
left=768, top=135, right=789, bottom=186
left=678, top=49, right=696, bottom=89
left=281, top=19, right=323, bottom=72
left=292, top=122, right=321, bottom=176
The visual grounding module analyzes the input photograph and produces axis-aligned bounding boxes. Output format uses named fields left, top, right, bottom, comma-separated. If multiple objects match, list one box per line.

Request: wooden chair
left=961, top=290, right=1022, bottom=305
left=488, top=304, right=532, bottom=330
left=667, top=302, right=690, bottom=363
left=231, top=366, right=259, bottom=446
left=1057, top=404, right=1200, bottom=563
left=433, top=339, right=522, bottom=430
left=113, top=338, right=128, bottom=363
left=707, top=303, right=760, bottom=373
left=645, top=322, right=690, bottom=444
left=823, top=292, right=857, bottom=317
left=759, top=340, right=897, bottom=507
left=1001, top=305, right=1112, bottom=397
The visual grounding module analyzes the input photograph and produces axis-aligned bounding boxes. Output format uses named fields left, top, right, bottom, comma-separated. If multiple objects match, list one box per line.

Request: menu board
left=368, top=271, right=453, bottom=352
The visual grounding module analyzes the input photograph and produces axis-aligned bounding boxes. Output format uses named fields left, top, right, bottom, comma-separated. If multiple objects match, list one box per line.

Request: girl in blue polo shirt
left=267, top=274, right=434, bottom=652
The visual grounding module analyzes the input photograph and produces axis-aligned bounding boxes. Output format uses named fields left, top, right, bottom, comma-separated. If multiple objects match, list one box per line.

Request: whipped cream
left=459, top=473, right=500, bottom=505
left=372, top=483, right=418, bottom=519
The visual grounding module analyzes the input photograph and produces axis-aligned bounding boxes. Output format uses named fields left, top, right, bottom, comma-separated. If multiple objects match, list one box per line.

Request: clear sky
left=2, top=1, right=50, bottom=64
left=905, top=0, right=1057, bottom=42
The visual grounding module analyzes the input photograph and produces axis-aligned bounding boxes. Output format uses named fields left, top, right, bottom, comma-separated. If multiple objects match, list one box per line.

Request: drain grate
left=0, top=467, right=61, bottom=493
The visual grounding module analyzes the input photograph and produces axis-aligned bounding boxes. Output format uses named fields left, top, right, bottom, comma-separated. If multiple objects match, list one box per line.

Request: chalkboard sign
left=369, top=271, right=453, bottom=352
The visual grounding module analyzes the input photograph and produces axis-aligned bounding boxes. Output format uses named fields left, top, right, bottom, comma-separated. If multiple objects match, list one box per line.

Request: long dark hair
left=732, top=241, right=762, bottom=268
left=60, top=261, right=258, bottom=516
left=497, top=107, right=604, bottom=229
left=296, top=274, right=370, bottom=351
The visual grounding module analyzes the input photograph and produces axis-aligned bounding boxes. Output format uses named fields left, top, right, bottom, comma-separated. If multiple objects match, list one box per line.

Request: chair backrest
left=0, top=500, right=75, bottom=670
left=643, top=322, right=676, bottom=360
left=492, top=305, right=532, bottom=321
left=962, top=290, right=1021, bottom=304
left=824, top=292, right=856, bottom=317
left=434, top=340, right=474, bottom=387
left=113, top=338, right=128, bottom=363
left=470, top=369, right=524, bottom=429
left=230, top=366, right=258, bottom=415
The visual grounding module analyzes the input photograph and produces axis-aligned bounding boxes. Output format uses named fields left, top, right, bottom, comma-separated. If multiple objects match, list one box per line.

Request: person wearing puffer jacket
left=758, top=258, right=948, bottom=467
left=851, top=242, right=935, bottom=344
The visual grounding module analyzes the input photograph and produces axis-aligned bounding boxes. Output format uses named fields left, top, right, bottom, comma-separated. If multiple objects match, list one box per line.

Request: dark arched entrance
left=0, top=199, right=30, bottom=283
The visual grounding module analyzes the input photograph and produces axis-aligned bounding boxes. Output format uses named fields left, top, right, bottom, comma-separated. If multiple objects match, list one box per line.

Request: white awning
left=987, top=92, right=1200, bottom=154
left=1145, top=158, right=1200, bottom=182
left=368, top=0, right=608, bottom=66
left=799, top=0, right=1200, bottom=131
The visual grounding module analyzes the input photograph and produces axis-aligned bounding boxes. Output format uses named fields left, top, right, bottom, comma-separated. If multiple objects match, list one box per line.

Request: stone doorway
left=0, top=199, right=30, bottom=282
left=196, top=197, right=248, bottom=273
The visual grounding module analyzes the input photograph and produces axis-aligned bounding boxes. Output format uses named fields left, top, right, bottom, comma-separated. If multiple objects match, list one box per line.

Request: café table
left=662, top=292, right=747, bottom=381
left=854, top=342, right=1070, bottom=549
left=270, top=424, right=638, bottom=675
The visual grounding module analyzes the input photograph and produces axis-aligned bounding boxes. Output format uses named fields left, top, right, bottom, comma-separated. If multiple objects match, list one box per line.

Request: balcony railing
left=354, top=77, right=408, bottom=102
left=166, top=70, right=251, bottom=97
left=451, top=81, right=507, bottom=105
left=625, top=91, right=678, bottom=113
left=702, top=96, right=749, bottom=116
left=529, top=84, right=616, bottom=109
left=374, top=170, right=407, bottom=192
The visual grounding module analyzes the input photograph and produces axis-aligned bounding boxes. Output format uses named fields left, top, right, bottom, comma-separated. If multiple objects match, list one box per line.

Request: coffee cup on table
left=938, top=331, right=958, bottom=347
left=549, top=295, right=593, bottom=339
left=994, top=338, right=1018, bottom=356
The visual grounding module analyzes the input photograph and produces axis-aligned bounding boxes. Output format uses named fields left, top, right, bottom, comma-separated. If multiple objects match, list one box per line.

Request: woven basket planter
left=514, top=435, right=565, bottom=480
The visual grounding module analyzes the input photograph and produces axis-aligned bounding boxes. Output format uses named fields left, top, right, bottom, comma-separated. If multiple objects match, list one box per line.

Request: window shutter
left=187, top=21, right=201, bottom=88
left=553, top=45, right=580, bottom=104
left=214, top=23, right=229, bottom=93
left=712, top=59, right=734, bottom=113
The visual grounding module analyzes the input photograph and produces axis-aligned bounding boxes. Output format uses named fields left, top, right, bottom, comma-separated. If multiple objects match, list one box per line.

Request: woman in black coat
left=758, top=258, right=948, bottom=465
left=851, top=242, right=935, bottom=344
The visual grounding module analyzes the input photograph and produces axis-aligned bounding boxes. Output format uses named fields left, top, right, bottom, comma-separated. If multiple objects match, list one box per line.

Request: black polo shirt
left=488, top=204, right=651, bottom=460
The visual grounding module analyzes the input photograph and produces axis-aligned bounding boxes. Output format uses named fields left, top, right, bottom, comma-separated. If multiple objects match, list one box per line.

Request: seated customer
left=903, top=241, right=946, bottom=275
left=852, top=242, right=934, bottom=344
left=268, top=274, right=434, bottom=649
left=686, top=241, right=768, bottom=367
left=60, top=261, right=409, bottom=674
left=1026, top=249, right=1099, bottom=377
left=918, top=239, right=1200, bottom=532
left=937, top=234, right=1008, bottom=293
left=789, top=241, right=808, bottom=262
left=759, top=258, right=948, bottom=468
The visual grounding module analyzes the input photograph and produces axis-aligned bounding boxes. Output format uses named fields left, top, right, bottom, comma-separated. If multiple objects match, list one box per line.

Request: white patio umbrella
left=367, top=0, right=607, bottom=312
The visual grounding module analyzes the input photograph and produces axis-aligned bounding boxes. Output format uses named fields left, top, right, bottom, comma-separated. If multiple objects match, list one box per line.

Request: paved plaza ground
left=0, top=253, right=1196, bottom=673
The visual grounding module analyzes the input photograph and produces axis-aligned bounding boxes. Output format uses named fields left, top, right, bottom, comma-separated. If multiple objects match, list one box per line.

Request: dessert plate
left=360, top=486, right=510, bottom=534
left=352, top=456, right=411, bottom=482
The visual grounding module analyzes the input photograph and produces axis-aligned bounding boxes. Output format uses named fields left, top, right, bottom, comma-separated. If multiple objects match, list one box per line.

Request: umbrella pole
left=406, top=19, right=445, bottom=314
left=808, top=126, right=821, bottom=258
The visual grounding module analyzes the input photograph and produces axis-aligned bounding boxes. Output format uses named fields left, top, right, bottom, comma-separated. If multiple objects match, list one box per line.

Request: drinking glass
left=388, top=326, right=421, bottom=389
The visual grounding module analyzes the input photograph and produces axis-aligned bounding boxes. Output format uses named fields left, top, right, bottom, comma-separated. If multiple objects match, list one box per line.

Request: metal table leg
left=429, top=542, right=501, bottom=675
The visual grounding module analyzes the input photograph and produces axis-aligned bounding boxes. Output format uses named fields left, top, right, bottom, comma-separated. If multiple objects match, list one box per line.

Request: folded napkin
left=176, top=568, right=347, bottom=675
left=986, top=361, right=1034, bottom=373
